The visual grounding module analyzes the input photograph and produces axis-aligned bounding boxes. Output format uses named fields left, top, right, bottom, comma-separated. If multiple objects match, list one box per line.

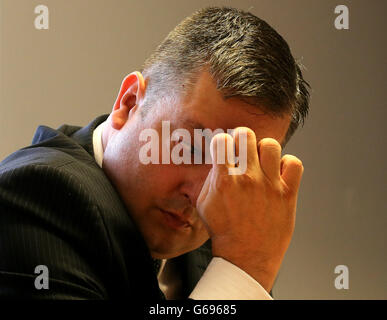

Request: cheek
left=117, top=156, right=172, bottom=199
left=192, top=222, right=211, bottom=247
left=135, top=164, right=183, bottom=194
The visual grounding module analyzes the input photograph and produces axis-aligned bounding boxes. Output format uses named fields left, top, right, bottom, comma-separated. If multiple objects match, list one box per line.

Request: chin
left=150, top=246, right=189, bottom=260
left=146, top=223, right=210, bottom=259
left=150, top=243, right=199, bottom=259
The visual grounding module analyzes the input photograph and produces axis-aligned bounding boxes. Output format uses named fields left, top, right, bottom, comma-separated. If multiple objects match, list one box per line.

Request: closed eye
left=190, top=144, right=198, bottom=155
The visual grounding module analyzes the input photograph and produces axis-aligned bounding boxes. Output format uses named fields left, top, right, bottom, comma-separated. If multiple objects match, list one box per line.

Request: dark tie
left=152, top=259, right=166, bottom=300
left=153, top=259, right=162, bottom=275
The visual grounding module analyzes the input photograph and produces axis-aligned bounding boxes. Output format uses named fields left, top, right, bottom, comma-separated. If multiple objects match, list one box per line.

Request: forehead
left=177, top=72, right=291, bottom=145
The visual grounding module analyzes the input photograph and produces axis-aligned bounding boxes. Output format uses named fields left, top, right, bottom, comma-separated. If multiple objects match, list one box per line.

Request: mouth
left=159, top=209, right=192, bottom=230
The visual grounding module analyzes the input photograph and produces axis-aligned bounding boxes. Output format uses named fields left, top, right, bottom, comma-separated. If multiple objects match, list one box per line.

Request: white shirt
left=92, top=122, right=273, bottom=300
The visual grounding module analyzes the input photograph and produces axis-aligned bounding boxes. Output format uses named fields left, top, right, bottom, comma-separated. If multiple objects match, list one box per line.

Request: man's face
left=103, top=71, right=291, bottom=259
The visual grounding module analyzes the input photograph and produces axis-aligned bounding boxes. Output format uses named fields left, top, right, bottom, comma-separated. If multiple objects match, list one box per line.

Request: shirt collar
left=92, top=122, right=104, bottom=168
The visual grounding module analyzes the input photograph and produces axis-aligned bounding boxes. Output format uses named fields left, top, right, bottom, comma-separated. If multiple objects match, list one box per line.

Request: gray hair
left=141, top=7, right=310, bottom=146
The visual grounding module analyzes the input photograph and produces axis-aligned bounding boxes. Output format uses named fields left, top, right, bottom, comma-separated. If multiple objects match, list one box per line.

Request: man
left=0, top=7, right=309, bottom=299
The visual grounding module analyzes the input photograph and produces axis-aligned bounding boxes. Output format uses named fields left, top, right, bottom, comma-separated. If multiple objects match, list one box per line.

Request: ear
left=110, top=71, right=146, bottom=130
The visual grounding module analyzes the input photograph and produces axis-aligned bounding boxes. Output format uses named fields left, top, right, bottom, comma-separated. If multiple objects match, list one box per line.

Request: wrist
left=213, top=252, right=280, bottom=293
left=241, top=265, right=278, bottom=293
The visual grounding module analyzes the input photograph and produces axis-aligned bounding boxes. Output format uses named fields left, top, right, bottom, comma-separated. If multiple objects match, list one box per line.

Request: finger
left=280, top=154, right=304, bottom=194
left=232, top=127, right=260, bottom=175
left=258, top=138, right=282, bottom=182
left=210, top=133, right=235, bottom=175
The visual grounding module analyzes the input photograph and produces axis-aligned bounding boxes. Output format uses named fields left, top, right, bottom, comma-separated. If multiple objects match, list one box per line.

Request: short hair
left=141, top=6, right=310, bottom=146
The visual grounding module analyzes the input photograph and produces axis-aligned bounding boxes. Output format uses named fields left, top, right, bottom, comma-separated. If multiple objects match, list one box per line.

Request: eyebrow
left=179, top=120, right=214, bottom=146
left=181, top=118, right=286, bottom=150
left=182, top=119, right=206, bottom=130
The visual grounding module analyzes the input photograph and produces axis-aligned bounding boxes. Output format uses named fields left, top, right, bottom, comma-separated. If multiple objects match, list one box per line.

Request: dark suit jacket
left=0, top=115, right=212, bottom=299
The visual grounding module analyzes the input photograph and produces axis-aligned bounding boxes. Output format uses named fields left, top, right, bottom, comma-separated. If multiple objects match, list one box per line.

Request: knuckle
left=232, top=127, right=257, bottom=146
left=234, top=126, right=255, bottom=138
left=259, top=138, right=281, bottom=151
left=245, top=129, right=257, bottom=143
left=283, top=154, right=303, bottom=168
left=293, top=159, right=304, bottom=170
left=211, top=133, right=234, bottom=153
left=237, top=172, right=260, bottom=188
left=273, top=184, right=284, bottom=198
left=214, top=174, right=232, bottom=191
left=213, top=132, right=232, bottom=142
left=264, top=177, right=282, bottom=197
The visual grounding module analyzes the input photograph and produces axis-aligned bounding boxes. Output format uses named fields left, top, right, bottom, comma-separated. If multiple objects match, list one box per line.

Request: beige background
left=1, top=0, right=386, bottom=299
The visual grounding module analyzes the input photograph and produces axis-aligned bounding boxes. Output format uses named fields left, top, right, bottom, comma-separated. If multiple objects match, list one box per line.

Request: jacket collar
left=65, top=114, right=109, bottom=158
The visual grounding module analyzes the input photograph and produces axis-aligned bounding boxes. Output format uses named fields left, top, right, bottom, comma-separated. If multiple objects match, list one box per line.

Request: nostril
left=183, top=193, right=192, bottom=204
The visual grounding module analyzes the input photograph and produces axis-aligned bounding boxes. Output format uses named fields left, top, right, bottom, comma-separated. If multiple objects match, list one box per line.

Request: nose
left=178, top=164, right=212, bottom=208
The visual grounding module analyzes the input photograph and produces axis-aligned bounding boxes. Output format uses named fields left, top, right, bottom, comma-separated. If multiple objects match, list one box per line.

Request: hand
left=196, top=127, right=304, bottom=292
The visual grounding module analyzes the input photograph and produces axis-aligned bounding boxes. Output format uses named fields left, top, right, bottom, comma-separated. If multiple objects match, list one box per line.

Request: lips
left=160, top=209, right=192, bottom=228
